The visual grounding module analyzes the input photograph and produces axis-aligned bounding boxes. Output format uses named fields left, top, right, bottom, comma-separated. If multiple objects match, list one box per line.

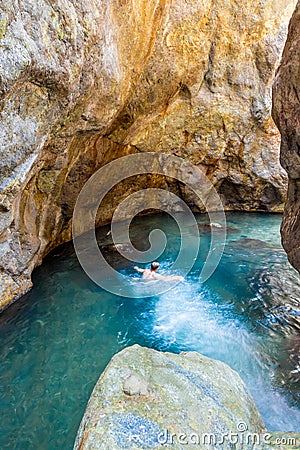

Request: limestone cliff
left=273, top=0, right=300, bottom=274
left=0, top=0, right=296, bottom=309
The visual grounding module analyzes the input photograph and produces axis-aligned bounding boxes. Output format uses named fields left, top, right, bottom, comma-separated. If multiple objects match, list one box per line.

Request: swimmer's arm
left=154, top=273, right=184, bottom=281
left=171, top=275, right=184, bottom=281
left=133, top=266, right=145, bottom=273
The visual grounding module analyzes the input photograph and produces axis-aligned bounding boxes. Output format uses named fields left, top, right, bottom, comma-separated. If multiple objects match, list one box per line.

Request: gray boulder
left=74, top=345, right=266, bottom=449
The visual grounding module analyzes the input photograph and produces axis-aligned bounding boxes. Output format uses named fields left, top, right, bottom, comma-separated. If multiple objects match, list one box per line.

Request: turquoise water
left=0, top=212, right=300, bottom=449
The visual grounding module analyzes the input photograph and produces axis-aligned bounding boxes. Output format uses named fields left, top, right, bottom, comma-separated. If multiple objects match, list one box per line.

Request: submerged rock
left=249, top=262, right=300, bottom=332
left=74, top=344, right=265, bottom=449
left=230, top=238, right=274, bottom=249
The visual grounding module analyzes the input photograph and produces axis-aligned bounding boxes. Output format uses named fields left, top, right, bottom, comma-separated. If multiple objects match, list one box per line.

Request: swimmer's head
left=151, top=261, right=160, bottom=271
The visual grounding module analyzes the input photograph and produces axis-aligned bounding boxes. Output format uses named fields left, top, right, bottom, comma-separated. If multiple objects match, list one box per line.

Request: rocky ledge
left=73, top=345, right=300, bottom=450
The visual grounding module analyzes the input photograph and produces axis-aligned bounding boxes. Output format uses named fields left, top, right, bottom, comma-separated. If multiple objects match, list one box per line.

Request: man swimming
left=134, top=262, right=184, bottom=281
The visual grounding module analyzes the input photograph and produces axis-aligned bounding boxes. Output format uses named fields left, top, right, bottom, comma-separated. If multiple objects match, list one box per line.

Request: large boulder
left=0, top=0, right=297, bottom=308
left=273, top=1, right=300, bottom=274
left=74, top=345, right=266, bottom=449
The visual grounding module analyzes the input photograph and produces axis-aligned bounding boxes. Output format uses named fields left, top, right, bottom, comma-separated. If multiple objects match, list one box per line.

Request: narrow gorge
left=1, top=1, right=300, bottom=450
left=0, top=0, right=297, bottom=310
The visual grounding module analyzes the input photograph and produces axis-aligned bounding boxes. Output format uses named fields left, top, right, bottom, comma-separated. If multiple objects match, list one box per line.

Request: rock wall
left=272, top=0, right=300, bottom=274
left=74, top=345, right=266, bottom=449
left=0, top=0, right=297, bottom=309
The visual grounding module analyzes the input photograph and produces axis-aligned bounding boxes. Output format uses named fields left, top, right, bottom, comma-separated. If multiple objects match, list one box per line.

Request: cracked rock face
left=273, top=1, right=300, bottom=274
left=0, top=0, right=297, bottom=309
